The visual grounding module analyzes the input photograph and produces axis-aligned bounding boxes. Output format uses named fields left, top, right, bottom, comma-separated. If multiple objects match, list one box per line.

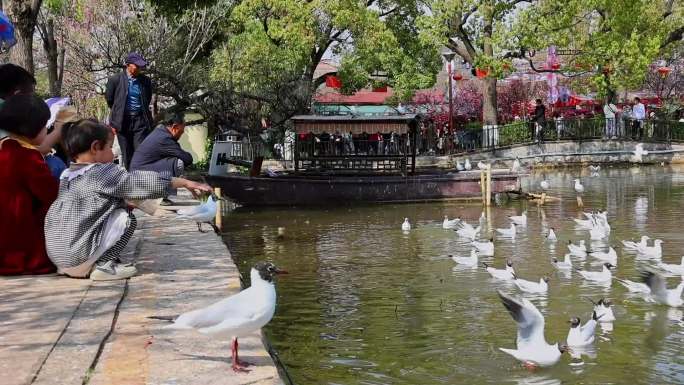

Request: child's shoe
left=90, top=260, right=137, bottom=281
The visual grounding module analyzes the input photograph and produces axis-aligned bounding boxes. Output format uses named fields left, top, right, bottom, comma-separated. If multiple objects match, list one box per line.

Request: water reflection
left=222, top=165, right=684, bottom=385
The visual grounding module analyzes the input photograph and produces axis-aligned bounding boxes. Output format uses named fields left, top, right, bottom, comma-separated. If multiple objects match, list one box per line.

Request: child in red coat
left=0, top=94, right=58, bottom=275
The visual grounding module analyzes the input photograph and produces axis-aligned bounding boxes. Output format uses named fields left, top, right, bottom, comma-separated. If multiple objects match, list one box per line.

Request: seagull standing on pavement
left=497, top=291, right=569, bottom=368
left=149, top=262, right=287, bottom=372
left=456, top=160, right=465, bottom=171
left=175, top=194, right=225, bottom=233
left=464, top=158, right=472, bottom=170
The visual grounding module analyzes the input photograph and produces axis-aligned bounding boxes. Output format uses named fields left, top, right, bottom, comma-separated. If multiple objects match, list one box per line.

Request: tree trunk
left=482, top=77, right=498, bottom=125
left=5, top=0, right=41, bottom=74
left=42, top=18, right=61, bottom=96
left=481, top=2, right=497, bottom=126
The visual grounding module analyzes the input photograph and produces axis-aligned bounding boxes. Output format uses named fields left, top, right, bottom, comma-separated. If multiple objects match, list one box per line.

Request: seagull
left=589, top=222, right=610, bottom=240
left=641, top=270, right=684, bottom=307
left=401, top=218, right=411, bottom=231
left=632, top=143, right=649, bottom=163
left=456, top=159, right=465, bottom=171
left=546, top=228, right=557, bottom=241
left=511, top=157, right=522, bottom=173
left=658, top=257, right=684, bottom=275
left=540, top=179, right=550, bottom=190
left=574, top=179, right=584, bottom=194
left=496, top=223, right=517, bottom=238
left=442, top=215, right=460, bottom=229
left=472, top=238, right=494, bottom=256
left=175, top=194, right=225, bottom=233
left=455, top=221, right=480, bottom=240
left=452, top=249, right=478, bottom=266
left=497, top=290, right=569, bottom=368
left=589, top=247, right=618, bottom=264
left=637, top=239, right=663, bottom=259
left=149, top=262, right=287, bottom=372
left=477, top=161, right=487, bottom=170
left=513, top=275, right=550, bottom=294
left=464, top=158, right=472, bottom=170
left=615, top=277, right=651, bottom=294
left=552, top=254, right=572, bottom=270
left=588, top=298, right=616, bottom=322
left=509, top=211, right=527, bottom=226
left=567, top=240, right=587, bottom=256
left=577, top=263, right=615, bottom=282
left=588, top=165, right=601, bottom=172
left=567, top=312, right=599, bottom=347
left=484, top=260, right=515, bottom=280
left=622, top=236, right=650, bottom=251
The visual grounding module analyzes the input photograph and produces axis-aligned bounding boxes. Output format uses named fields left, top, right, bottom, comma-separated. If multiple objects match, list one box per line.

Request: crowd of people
left=0, top=54, right=212, bottom=280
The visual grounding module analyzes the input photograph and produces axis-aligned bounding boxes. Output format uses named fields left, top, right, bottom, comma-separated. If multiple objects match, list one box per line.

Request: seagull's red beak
left=275, top=268, right=288, bottom=275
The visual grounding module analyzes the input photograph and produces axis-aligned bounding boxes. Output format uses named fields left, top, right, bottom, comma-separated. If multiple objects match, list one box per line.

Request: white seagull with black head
left=149, top=262, right=287, bottom=372
left=497, top=290, right=569, bottom=368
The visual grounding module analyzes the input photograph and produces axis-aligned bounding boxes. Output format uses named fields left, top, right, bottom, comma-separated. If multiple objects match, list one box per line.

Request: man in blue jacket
left=130, top=112, right=193, bottom=204
left=105, top=52, right=154, bottom=169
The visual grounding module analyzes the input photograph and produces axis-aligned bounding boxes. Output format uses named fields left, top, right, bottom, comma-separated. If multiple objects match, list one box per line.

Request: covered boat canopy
left=291, top=114, right=419, bottom=135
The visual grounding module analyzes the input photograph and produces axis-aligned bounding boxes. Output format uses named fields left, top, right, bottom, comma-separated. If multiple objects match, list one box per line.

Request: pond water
left=221, top=165, right=684, bottom=385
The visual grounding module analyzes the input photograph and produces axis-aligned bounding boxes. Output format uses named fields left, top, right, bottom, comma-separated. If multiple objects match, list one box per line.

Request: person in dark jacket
left=105, top=52, right=154, bottom=170
left=532, top=98, right=546, bottom=142
left=130, top=112, right=192, bottom=176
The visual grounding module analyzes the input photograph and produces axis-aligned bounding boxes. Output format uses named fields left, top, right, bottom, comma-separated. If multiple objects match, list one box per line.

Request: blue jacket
left=130, top=125, right=193, bottom=176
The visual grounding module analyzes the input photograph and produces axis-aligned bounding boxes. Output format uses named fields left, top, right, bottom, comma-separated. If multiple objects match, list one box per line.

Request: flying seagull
left=497, top=290, right=569, bottom=368
left=149, top=262, right=287, bottom=372
left=641, top=270, right=684, bottom=307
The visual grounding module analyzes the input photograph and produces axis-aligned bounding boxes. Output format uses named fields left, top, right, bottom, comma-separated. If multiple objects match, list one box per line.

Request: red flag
left=325, top=75, right=342, bottom=88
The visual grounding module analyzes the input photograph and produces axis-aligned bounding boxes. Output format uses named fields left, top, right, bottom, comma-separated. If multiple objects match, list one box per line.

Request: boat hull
left=205, top=172, right=520, bottom=206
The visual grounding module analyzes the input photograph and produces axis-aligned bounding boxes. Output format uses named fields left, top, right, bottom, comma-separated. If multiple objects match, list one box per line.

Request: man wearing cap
left=105, top=52, right=154, bottom=169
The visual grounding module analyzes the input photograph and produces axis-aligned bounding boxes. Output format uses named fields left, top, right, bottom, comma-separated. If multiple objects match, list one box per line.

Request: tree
left=36, top=0, right=69, bottom=96
left=210, top=0, right=440, bottom=130
left=5, top=0, right=42, bottom=73
left=418, top=0, right=529, bottom=126
left=514, top=0, right=684, bottom=100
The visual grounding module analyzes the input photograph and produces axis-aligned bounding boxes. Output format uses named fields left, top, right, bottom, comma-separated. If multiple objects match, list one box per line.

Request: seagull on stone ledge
left=149, top=262, right=287, bottom=372
left=174, top=193, right=225, bottom=233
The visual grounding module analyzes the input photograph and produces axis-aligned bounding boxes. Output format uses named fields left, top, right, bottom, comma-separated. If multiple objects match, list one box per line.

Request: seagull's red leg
left=234, top=338, right=252, bottom=367
left=231, top=337, right=250, bottom=373
left=523, top=361, right=538, bottom=371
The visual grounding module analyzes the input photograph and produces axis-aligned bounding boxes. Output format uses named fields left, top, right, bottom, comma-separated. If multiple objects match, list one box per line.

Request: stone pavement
left=1, top=199, right=283, bottom=385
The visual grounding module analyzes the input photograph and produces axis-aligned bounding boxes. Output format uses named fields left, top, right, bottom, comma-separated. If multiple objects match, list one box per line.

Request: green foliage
left=514, top=0, right=684, bottom=97
left=499, top=121, right=531, bottom=146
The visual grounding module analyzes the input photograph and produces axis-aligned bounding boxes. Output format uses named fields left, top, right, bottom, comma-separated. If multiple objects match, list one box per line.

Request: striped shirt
left=45, top=163, right=171, bottom=269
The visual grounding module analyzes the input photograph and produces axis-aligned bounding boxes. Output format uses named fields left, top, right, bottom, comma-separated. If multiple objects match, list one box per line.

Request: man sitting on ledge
left=130, top=112, right=193, bottom=205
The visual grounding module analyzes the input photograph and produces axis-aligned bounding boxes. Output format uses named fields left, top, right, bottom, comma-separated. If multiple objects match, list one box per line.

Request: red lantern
left=453, top=72, right=463, bottom=81
left=657, top=66, right=671, bottom=78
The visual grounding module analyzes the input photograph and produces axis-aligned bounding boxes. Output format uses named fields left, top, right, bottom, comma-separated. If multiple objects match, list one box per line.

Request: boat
left=206, top=115, right=520, bottom=206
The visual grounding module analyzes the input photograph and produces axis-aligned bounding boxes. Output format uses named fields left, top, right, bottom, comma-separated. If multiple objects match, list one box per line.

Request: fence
left=215, top=118, right=684, bottom=161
